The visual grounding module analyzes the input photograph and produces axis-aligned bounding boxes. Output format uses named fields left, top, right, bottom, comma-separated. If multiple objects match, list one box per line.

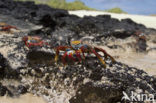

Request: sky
left=67, top=0, right=156, bottom=15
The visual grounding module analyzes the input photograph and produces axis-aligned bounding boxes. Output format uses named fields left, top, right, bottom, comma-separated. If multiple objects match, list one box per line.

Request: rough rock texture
left=0, top=32, right=155, bottom=103
left=0, top=0, right=155, bottom=52
left=0, top=0, right=156, bottom=103
left=0, top=0, right=155, bottom=39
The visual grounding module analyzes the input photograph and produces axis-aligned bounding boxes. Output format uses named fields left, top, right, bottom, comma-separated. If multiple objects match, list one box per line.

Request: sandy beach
left=69, top=10, right=156, bottom=29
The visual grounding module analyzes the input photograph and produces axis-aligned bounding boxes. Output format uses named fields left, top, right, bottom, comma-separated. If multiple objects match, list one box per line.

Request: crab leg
left=68, top=53, right=76, bottom=62
left=80, top=46, right=86, bottom=58
left=62, top=52, right=68, bottom=65
left=54, top=48, right=60, bottom=63
left=90, top=48, right=106, bottom=68
left=94, top=47, right=116, bottom=63
left=25, top=42, right=29, bottom=48
left=2, top=25, right=18, bottom=31
left=54, top=46, right=73, bottom=63
left=62, top=51, right=77, bottom=65
left=75, top=50, right=83, bottom=62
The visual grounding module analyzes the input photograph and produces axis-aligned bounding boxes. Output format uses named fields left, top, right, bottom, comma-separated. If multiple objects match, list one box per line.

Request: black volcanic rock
left=70, top=83, right=123, bottom=103
left=0, top=53, right=19, bottom=79
left=0, top=83, right=28, bottom=97
left=0, top=0, right=68, bottom=24
left=0, top=0, right=156, bottom=103
left=0, top=53, right=7, bottom=78
left=0, top=31, right=155, bottom=102
left=0, top=29, right=155, bottom=102
left=0, top=0, right=151, bottom=39
left=17, top=85, right=27, bottom=95
left=0, top=83, right=10, bottom=96
left=20, top=61, right=156, bottom=103
left=27, top=50, right=55, bottom=67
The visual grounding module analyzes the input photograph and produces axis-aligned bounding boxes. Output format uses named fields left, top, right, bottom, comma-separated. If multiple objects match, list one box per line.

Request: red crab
left=55, top=40, right=115, bottom=67
left=22, top=36, right=49, bottom=48
left=0, top=23, right=18, bottom=32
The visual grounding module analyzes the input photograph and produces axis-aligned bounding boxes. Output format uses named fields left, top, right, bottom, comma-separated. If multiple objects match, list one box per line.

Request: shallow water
left=118, top=53, right=156, bottom=76
left=100, top=46, right=156, bottom=76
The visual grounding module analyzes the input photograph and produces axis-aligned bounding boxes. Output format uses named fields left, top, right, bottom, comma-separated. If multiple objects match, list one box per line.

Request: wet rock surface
left=0, top=82, right=27, bottom=97
left=0, top=0, right=156, bottom=103
left=0, top=32, right=155, bottom=102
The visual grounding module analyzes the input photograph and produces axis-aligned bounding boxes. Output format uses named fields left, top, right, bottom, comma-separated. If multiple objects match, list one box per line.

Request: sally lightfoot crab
left=55, top=40, right=115, bottom=68
left=22, top=36, right=50, bottom=48
left=22, top=36, right=115, bottom=67
left=0, top=22, right=18, bottom=32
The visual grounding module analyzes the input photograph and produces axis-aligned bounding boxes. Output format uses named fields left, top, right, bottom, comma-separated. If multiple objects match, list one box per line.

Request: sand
left=0, top=94, right=46, bottom=103
left=69, top=10, right=156, bottom=29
